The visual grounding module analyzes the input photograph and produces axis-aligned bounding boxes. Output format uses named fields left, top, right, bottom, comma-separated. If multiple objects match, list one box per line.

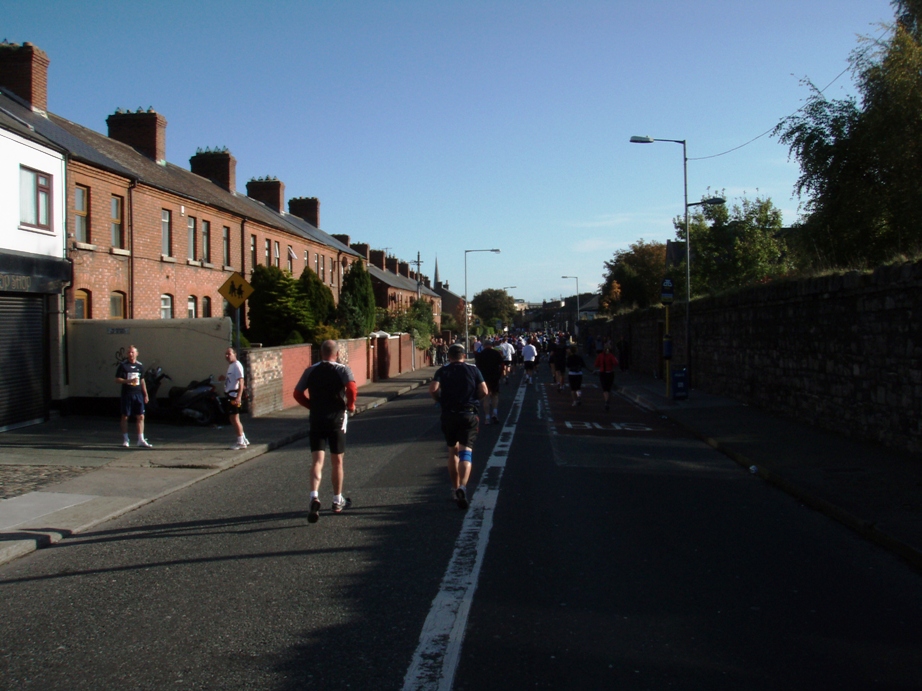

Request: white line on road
left=402, top=380, right=526, bottom=691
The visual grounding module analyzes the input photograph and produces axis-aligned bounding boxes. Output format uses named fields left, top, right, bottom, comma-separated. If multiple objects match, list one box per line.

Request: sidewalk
left=2, top=367, right=921, bottom=573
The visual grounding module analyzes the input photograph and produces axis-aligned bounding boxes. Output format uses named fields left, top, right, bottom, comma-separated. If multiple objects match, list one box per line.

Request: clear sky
left=4, top=0, right=894, bottom=303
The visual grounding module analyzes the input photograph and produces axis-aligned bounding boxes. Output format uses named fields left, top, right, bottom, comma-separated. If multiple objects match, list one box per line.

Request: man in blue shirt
left=115, top=345, right=152, bottom=448
left=429, top=344, right=488, bottom=509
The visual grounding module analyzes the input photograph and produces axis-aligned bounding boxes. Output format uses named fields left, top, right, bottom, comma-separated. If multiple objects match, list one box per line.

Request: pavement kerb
left=0, top=371, right=436, bottom=568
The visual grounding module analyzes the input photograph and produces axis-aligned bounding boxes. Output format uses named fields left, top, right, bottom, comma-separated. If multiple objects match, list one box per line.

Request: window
left=187, top=216, right=197, bottom=260
left=161, top=209, right=172, bottom=256
left=160, top=294, right=174, bottom=319
left=109, top=292, right=125, bottom=319
left=314, top=253, right=319, bottom=274
left=329, top=256, right=335, bottom=285
left=201, top=220, right=211, bottom=263
left=274, top=241, right=280, bottom=268
left=223, top=226, right=231, bottom=266
left=20, top=166, right=52, bottom=231
left=187, top=296, right=197, bottom=318
left=250, top=234, right=257, bottom=269
left=74, top=289, right=90, bottom=319
left=320, top=254, right=325, bottom=282
left=202, top=296, right=212, bottom=317
left=75, top=185, right=89, bottom=243
left=287, top=245, right=293, bottom=273
left=110, top=195, right=123, bottom=248
left=265, top=239, right=271, bottom=266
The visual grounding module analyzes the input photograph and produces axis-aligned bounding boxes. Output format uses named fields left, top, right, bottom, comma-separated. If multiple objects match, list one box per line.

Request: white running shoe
left=122, top=439, right=130, bottom=448
left=137, top=438, right=153, bottom=448
left=231, top=441, right=247, bottom=450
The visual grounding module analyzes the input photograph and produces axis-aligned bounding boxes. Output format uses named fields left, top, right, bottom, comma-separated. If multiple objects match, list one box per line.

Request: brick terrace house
left=0, top=42, right=363, bottom=328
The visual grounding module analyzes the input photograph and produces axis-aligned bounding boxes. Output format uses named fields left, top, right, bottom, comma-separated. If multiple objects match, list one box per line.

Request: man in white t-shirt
left=521, top=339, right=538, bottom=385
left=497, top=339, right=516, bottom=383
left=220, top=347, right=249, bottom=450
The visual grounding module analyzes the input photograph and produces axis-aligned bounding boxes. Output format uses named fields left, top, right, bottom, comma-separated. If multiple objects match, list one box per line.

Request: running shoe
left=491, top=415, right=499, bottom=425
left=455, top=487, right=468, bottom=510
left=122, top=439, right=130, bottom=448
left=332, top=497, right=352, bottom=514
left=308, top=498, right=321, bottom=523
left=230, top=441, right=247, bottom=450
left=137, top=438, right=153, bottom=448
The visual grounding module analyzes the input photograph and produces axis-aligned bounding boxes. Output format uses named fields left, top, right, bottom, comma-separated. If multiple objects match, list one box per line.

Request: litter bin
left=672, top=368, right=688, bottom=400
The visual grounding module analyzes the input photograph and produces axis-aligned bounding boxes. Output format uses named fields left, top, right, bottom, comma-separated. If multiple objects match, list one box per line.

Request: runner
left=521, top=338, right=538, bottom=385
left=593, top=344, right=619, bottom=411
left=474, top=339, right=504, bottom=424
left=566, top=343, right=588, bottom=406
left=429, top=343, right=488, bottom=510
left=497, top=338, right=516, bottom=383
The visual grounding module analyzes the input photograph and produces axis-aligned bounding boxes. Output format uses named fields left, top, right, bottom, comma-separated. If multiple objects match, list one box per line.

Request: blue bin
left=672, top=368, right=688, bottom=400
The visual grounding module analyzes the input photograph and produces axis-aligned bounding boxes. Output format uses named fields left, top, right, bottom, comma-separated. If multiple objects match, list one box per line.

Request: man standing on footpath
left=429, top=343, right=488, bottom=510
left=115, top=344, right=152, bottom=448
left=294, top=340, right=358, bottom=524
left=220, top=347, right=249, bottom=450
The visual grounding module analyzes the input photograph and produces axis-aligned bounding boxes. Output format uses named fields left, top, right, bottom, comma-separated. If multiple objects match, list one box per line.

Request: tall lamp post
left=561, top=275, right=580, bottom=326
left=630, top=135, right=723, bottom=387
left=464, top=248, right=500, bottom=352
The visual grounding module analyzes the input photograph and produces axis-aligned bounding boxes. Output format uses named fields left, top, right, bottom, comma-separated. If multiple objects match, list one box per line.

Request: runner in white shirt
left=521, top=339, right=538, bottom=385
left=497, top=339, right=516, bottom=383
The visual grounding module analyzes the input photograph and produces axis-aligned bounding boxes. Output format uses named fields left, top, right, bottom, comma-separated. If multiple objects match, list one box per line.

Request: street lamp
left=464, top=248, right=501, bottom=353
left=630, top=135, right=724, bottom=386
left=561, top=276, right=580, bottom=325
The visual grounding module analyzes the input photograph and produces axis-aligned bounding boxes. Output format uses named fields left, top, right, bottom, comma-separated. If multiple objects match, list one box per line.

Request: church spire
left=434, top=255, right=440, bottom=286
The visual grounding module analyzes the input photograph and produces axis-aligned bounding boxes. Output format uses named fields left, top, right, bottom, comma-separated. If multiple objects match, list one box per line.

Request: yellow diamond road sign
left=219, top=272, right=254, bottom=309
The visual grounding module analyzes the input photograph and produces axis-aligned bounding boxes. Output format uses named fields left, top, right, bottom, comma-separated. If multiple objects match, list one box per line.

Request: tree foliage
left=246, top=265, right=314, bottom=346
left=336, top=260, right=376, bottom=338
left=471, top=288, right=516, bottom=327
left=600, top=240, right=666, bottom=311
left=677, top=195, right=791, bottom=295
left=298, top=267, right=336, bottom=324
left=376, top=298, right=437, bottom=343
left=774, top=1, right=922, bottom=267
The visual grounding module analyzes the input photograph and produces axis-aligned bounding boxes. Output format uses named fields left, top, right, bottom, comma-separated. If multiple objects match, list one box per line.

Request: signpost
left=218, top=272, right=254, bottom=351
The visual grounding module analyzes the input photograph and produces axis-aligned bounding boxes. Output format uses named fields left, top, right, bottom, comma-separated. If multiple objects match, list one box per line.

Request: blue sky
left=4, top=0, right=894, bottom=303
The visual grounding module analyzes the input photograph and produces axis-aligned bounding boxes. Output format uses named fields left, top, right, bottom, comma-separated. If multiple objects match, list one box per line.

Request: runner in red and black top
left=294, top=339, right=358, bottom=524
left=593, top=344, right=619, bottom=411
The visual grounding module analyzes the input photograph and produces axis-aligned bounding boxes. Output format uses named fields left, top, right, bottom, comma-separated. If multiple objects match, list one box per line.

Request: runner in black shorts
left=430, top=344, right=488, bottom=509
left=474, top=339, right=504, bottom=425
left=294, top=340, right=358, bottom=524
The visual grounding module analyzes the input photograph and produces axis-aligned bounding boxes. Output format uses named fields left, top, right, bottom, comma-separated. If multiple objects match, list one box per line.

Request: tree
left=471, top=288, right=516, bottom=327
left=376, top=298, right=437, bottom=343
left=298, top=267, right=336, bottom=324
left=337, top=260, right=376, bottom=338
left=774, top=1, right=922, bottom=268
left=677, top=194, right=791, bottom=295
left=246, top=265, right=313, bottom=346
left=600, top=240, right=666, bottom=311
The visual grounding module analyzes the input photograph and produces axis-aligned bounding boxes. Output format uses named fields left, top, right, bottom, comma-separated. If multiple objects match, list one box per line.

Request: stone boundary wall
left=608, top=261, right=922, bottom=455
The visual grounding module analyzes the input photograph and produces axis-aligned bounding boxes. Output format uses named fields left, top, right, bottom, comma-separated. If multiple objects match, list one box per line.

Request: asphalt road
left=1, top=368, right=921, bottom=690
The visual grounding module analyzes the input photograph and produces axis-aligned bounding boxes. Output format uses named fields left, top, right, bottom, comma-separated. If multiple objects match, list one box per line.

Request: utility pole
left=411, top=251, right=423, bottom=299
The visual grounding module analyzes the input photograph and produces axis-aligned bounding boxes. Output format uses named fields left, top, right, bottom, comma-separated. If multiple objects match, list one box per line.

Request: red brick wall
left=281, top=344, right=313, bottom=408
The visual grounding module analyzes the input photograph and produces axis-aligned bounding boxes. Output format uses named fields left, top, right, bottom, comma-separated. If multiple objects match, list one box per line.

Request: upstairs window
left=264, top=238, right=271, bottom=266
left=20, top=166, right=53, bottom=231
left=110, top=195, right=124, bottom=248
left=201, top=220, right=211, bottom=263
left=161, top=209, right=172, bottom=256
left=187, top=216, right=197, bottom=260
left=223, top=226, right=231, bottom=266
left=75, top=185, right=89, bottom=242
left=274, top=241, right=280, bottom=268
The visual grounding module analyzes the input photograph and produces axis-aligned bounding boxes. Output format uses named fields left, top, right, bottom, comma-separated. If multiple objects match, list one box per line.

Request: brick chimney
left=107, top=108, right=167, bottom=164
left=351, top=243, right=370, bottom=261
left=369, top=250, right=386, bottom=270
left=190, top=148, right=236, bottom=192
left=0, top=42, right=50, bottom=113
left=386, top=256, right=399, bottom=274
left=246, top=177, right=285, bottom=213
left=398, top=261, right=410, bottom=278
left=289, top=196, right=320, bottom=226
left=331, top=234, right=350, bottom=247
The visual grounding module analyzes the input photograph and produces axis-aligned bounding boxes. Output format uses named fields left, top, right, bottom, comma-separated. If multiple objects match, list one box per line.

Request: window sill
left=161, top=255, right=177, bottom=263
left=74, top=241, right=97, bottom=251
left=187, top=259, right=202, bottom=267
left=110, top=247, right=131, bottom=256
left=202, top=262, right=215, bottom=269
left=223, top=265, right=234, bottom=271
left=19, top=224, right=55, bottom=236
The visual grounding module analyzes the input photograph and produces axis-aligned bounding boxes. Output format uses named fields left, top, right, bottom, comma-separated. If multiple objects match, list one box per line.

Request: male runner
left=429, top=343, right=488, bottom=509
left=294, top=340, right=358, bottom=523
left=474, top=339, right=504, bottom=424
left=115, top=345, right=152, bottom=448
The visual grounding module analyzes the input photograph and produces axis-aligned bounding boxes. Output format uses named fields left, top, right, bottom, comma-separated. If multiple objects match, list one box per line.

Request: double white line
left=402, top=379, right=526, bottom=690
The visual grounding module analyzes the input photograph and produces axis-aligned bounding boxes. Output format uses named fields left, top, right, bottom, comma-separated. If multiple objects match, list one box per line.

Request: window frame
left=160, top=294, right=174, bottom=319
left=187, top=295, right=197, bottom=318
left=201, top=220, right=211, bottom=263
left=74, top=185, right=90, bottom=243
left=223, top=226, right=231, bottom=266
left=74, top=288, right=90, bottom=319
left=187, top=216, right=197, bottom=261
left=19, top=166, right=53, bottom=232
left=109, top=291, right=126, bottom=319
left=110, top=195, right=124, bottom=248
left=161, top=209, right=172, bottom=257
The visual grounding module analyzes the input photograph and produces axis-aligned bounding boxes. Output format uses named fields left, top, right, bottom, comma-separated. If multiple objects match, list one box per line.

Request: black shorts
left=599, top=371, right=615, bottom=392
left=524, top=361, right=535, bottom=371
left=484, top=377, right=501, bottom=394
left=120, top=393, right=145, bottom=417
left=310, top=412, right=347, bottom=454
left=568, top=374, right=583, bottom=391
left=441, top=411, right=479, bottom=448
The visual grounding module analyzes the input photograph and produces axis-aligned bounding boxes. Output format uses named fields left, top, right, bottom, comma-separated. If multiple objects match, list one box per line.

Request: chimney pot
left=247, top=178, right=285, bottom=213
left=190, top=149, right=236, bottom=192
left=0, top=41, right=50, bottom=113
left=289, top=196, right=320, bottom=226
left=107, top=109, right=168, bottom=163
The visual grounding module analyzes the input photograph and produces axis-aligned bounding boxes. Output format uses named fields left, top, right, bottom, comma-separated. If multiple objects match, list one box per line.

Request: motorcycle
left=144, top=367, right=226, bottom=426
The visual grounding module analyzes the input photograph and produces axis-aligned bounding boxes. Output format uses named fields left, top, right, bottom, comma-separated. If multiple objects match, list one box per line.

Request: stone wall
left=608, top=261, right=922, bottom=455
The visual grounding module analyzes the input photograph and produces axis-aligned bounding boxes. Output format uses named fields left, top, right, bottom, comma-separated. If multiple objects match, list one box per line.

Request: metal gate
left=0, top=294, right=47, bottom=430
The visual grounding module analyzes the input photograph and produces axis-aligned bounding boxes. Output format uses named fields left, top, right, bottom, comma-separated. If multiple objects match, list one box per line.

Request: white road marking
left=402, top=380, right=526, bottom=691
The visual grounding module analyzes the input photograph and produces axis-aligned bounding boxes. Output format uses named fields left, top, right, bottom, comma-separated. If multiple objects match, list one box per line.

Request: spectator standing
left=115, top=345, right=152, bottom=448
left=221, top=347, right=249, bottom=450
left=293, top=340, right=358, bottom=524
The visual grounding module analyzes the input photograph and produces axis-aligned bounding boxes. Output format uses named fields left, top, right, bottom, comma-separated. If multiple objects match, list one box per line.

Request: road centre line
left=402, top=379, right=526, bottom=691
